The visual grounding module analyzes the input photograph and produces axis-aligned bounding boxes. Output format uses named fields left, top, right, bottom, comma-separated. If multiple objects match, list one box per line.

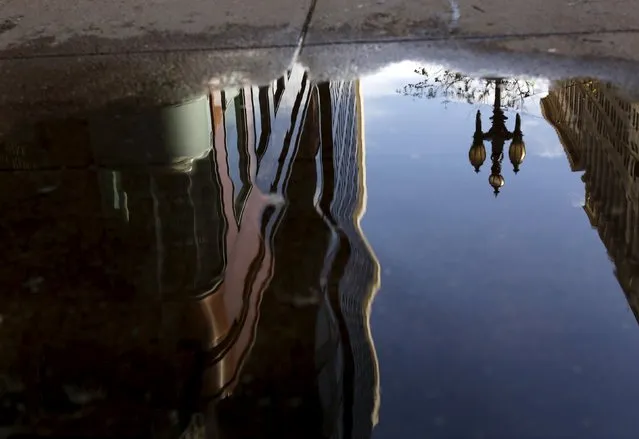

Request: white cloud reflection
left=536, top=146, right=566, bottom=158
left=361, top=61, right=426, bottom=98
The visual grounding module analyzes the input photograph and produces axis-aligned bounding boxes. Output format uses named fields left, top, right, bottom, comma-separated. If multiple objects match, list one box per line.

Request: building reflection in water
left=542, top=80, right=639, bottom=323
left=0, top=66, right=380, bottom=438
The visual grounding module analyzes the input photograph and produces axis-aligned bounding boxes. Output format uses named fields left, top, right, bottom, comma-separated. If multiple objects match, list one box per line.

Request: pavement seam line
left=290, top=0, right=319, bottom=66
left=1, top=27, right=638, bottom=61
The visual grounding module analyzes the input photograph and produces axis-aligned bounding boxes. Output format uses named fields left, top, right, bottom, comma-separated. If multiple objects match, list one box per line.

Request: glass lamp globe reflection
left=469, top=111, right=486, bottom=173
left=508, top=114, right=526, bottom=173
left=488, top=173, right=505, bottom=196
left=509, top=141, right=526, bottom=173
left=469, top=141, right=486, bottom=173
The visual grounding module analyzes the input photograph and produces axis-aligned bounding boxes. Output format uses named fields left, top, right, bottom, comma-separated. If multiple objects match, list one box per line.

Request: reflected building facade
left=0, top=67, right=380, bottom=439
left=0, top=87, right=297, bottom=437
left=542, top=80, right=639, bottom=320
left=315, top=81, right=381, bottom=439
left=213, top=77, right=381, bottom=439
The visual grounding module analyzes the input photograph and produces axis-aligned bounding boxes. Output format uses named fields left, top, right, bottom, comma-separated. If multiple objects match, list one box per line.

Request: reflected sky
left=361, top=63, right=639, bottom=438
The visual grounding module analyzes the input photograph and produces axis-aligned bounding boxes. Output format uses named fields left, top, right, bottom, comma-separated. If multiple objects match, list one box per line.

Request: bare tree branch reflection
left=398, top=67, right=535, bottom=109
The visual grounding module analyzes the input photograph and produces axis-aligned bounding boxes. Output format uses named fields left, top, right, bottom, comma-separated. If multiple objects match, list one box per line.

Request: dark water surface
left=1, top=62, right=639, bottom=439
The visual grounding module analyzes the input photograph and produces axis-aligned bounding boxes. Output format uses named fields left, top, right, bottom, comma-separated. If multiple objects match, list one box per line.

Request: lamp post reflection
left=468, top=79, right=527, bottom=196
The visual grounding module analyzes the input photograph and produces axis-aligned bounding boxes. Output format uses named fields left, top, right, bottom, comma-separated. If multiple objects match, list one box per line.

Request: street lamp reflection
left=468, top=79, right=527, bottom=196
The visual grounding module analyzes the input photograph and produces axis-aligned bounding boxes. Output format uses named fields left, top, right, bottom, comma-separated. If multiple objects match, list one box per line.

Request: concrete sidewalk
left=1, top=0, right=639, bottom=109
left=1, top=0, right=638, bottom=59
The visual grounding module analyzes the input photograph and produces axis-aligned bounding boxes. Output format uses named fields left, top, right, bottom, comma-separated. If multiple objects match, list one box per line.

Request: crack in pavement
left=292, top=0, right=319, bottom=63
